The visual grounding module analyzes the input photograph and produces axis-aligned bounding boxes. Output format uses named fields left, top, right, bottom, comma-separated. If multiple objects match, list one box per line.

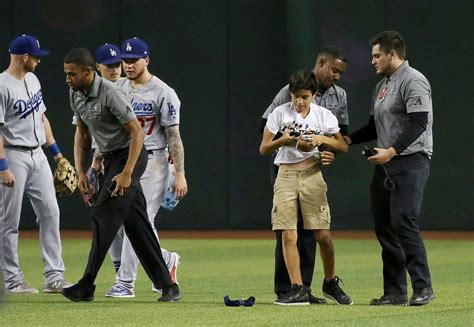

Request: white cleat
left=105, top=283, right=135, bottom=298
left=43, top=279, right=73, bottom=293
left=7, top=282, right=39, bottom=294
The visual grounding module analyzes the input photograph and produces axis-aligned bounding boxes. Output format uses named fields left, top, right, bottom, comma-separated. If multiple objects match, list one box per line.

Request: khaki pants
left=271, top=164, right=330, bottom=230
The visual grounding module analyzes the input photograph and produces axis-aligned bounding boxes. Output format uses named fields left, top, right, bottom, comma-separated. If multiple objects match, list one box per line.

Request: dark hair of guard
left=370, top=30, right=406, bottom=60
left=317, top=46, right=347, bottom=63
left=64, top=48, right=95, bottom=69
left=289, top=70, right=317, bottom=95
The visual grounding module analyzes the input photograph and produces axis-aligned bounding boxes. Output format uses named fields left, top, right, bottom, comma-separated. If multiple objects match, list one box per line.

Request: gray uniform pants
left=0, top=147, right=65, bottom=289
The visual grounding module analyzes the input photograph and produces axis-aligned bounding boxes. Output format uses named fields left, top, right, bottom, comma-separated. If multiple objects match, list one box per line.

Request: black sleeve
left=349, top=116, right=377, bottom=145
left=339, top=124, right=349, bottom=136
left=259, top=118, right=267, bottom=134
left=391, top=111, right=428, bottom=154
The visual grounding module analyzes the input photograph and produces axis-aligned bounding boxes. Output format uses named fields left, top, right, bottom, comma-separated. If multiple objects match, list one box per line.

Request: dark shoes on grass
left=158, top=284, right=181, bottom=302
left=370, top=288, right=435, bottom=306
left=61, top=278, right=95, bottom=302
left=274, top=277, right=351, bottom=305
left=370, top=294, right=408, bottom=306
left=409, top=288, right=435, bottom=306
left=309, top=293, right=327, bottom=304
left=322, top=276, right=353, bottom=305
left=274, top=284, right=310, bottom=305
left=275, top=287, right=326, bottom=305
left=62, top=280, right=181, bottom=303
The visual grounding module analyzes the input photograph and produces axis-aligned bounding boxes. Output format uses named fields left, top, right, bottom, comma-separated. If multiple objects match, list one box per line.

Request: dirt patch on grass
left=19, top=230, right=474, bottom=240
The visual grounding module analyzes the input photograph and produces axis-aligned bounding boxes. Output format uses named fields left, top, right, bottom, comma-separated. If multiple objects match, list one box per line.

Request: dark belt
left=147, top=148, right=165, bottom=155
left=393, top=152, right=429, bottom=160
left=5, top=145, right=39, bottom=151
left=102, top=147, right=129, bottom=159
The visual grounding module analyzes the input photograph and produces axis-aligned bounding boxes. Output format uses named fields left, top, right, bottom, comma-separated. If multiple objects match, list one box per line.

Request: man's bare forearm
left=124, top=128, right=144, bottom=175
left=122, top=119, right=145, bottom=175
left=0, top=134, right=6, bottom=158
left=74, top=127, right=92, bottom=175
left=165, top=125, right=185, bottom=173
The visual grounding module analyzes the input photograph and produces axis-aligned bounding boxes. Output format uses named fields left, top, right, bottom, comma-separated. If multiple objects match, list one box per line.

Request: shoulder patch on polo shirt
left=413, top=97, right=423, bottom=106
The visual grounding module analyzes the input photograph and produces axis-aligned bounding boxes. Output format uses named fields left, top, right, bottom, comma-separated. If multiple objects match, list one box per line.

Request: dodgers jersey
left=0, top=72, right=46, bottom=147
left=116, top=76, right=180, bottom=150
left=266, top=102, right=339, bottom=165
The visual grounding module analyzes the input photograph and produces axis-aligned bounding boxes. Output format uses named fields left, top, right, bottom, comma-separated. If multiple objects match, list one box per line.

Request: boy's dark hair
left=370, top=31, right=406, bottom=59
left=289, top=70, right=317, bottom=94
left=64, top=48, right=95, bottom=68
left=317, top=46, right=347, bottom=63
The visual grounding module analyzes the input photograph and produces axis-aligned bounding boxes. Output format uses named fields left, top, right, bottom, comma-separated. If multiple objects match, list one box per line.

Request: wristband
left=0, top=158, right=8, bottom=171
left=49, top=143, right=61, bottom=156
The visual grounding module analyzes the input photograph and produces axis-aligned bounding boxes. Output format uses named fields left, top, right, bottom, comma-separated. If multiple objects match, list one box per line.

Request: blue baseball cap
left=120, top=37, right=149, bottom=59
left=9, top=34, right=50, bottom=56
left=95, top=43, right=121, bottom=65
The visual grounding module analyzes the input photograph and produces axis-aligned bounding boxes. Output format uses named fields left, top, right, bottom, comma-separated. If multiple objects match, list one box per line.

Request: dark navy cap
left=95, top=43, right=121, bottom=65
left=120, top=37, right=149, bottom=59
left=9, top=34, right=50, bottom=56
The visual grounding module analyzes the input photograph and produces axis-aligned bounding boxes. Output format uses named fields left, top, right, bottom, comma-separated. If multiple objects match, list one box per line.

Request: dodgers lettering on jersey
left=0, top=72, right=46, bottom=147
left=14, top=89, right=43, bottom=119
left=117, top=76, right=180, bottom=150
left=131, top=100, right=154, bottom=114
left=130, top=98, right=158, bottom=141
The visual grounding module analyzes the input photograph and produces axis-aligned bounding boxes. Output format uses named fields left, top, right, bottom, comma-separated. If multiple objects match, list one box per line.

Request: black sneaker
left=61, top=278, right=95, bottom=302
left=322, top=276, right=353, bottom=305
left=370, top=294, right=408, bottom=306
left=158, top=283, right=181, bottom=302
left=309, top=293, right=327, bottom=304
left=409, top=288, right=435, bottom=306
left=273, top=284, right=310, bottom=306
left=276, top=288, right=325, bottom=304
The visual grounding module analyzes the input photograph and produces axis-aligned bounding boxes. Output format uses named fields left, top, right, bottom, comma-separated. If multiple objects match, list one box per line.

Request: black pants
left=270, top=159, right=316, bottom=295
left=83, top=146, right=172, bottom=289
left=371, top=153, right=432, bottom=295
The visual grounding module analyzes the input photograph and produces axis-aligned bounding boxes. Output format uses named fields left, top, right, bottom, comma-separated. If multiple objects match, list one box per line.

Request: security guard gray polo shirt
left=262, top=84, right=349, bottom=126
left=69, top=73, right=136, bottom=153
left=370, top=61, right=433, bottom=158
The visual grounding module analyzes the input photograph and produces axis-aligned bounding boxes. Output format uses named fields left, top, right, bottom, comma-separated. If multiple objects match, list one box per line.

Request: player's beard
left=126, top=67, right=145, bottom=81
left=24, top=62, right=37, bottom=73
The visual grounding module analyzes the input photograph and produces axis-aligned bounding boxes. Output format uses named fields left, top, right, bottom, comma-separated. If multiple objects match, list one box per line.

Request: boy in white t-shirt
left=260, top=70, right=349, bottom=305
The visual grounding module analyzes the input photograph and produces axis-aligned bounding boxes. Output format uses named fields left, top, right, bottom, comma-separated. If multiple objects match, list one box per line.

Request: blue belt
left=147, top=148, right=165, bottom=155
left=5, top=145, right=39, bottom=151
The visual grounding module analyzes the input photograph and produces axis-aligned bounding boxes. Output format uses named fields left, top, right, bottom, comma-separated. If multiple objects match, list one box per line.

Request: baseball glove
left=80, top=167, right=100, bottom=207
left=53, top=157, right=78, bottom=196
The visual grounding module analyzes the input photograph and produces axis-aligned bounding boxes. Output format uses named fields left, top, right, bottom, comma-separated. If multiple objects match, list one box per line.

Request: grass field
left=0, top=237, right=472, bottom=326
